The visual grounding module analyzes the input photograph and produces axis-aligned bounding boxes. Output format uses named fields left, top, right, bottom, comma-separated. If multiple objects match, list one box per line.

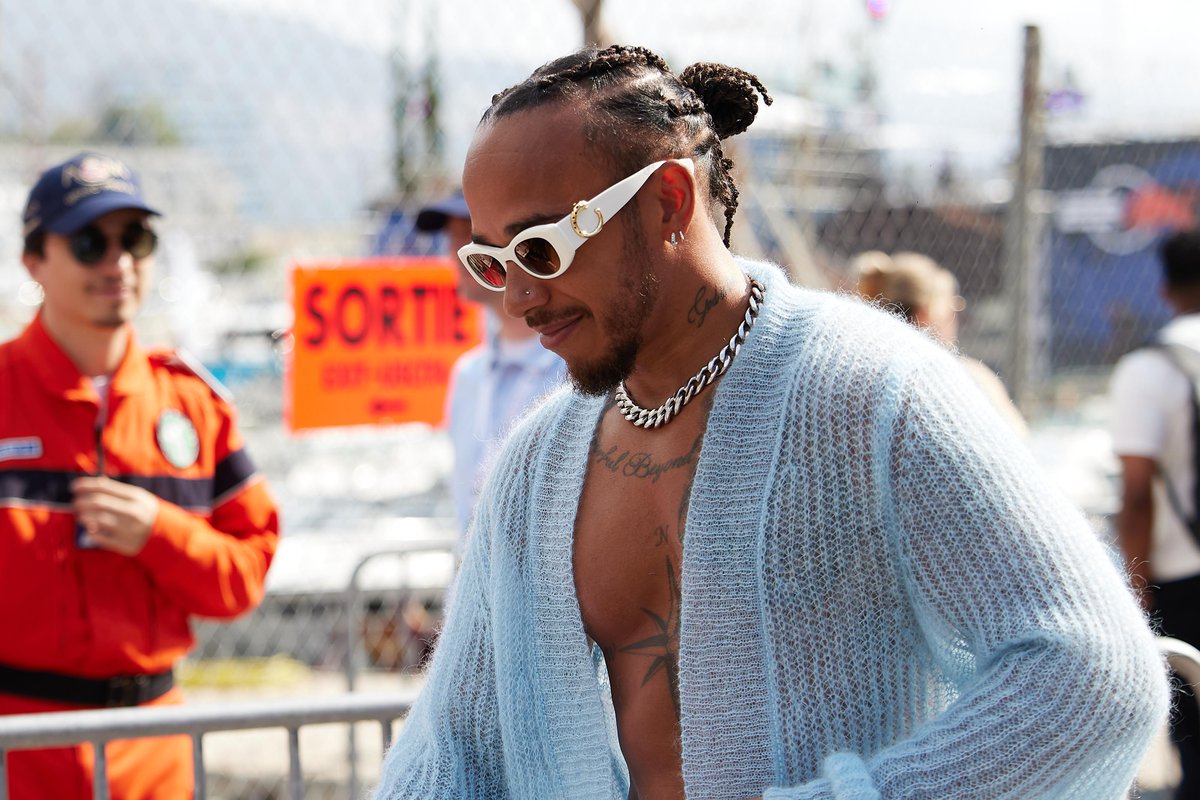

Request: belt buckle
left=106, top=675, right=148, bottom=707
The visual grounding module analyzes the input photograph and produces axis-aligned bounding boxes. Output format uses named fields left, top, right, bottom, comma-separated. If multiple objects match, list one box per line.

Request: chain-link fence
left=1, top=1, right=1195, bottom=795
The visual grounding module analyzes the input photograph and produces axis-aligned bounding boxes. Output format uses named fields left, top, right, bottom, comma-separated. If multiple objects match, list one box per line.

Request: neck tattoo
left=614, top=278, right=765, bottom=429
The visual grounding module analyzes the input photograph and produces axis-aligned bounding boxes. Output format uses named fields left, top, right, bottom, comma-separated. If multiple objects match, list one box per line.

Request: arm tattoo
left=687, top=285, right=725, bottom=328
left=619, top=557, right=682, bottom=718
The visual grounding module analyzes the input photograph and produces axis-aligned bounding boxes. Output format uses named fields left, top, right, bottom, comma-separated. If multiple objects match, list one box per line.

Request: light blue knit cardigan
left=377, top=261, right=1168, bottom=799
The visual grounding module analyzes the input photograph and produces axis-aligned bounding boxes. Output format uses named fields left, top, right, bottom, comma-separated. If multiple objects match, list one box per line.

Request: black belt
left=0, top=663, right=174, bottom=708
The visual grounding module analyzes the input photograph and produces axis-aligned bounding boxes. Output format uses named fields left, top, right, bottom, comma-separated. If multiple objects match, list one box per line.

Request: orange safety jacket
left=0, top=315, right=280, bottom=798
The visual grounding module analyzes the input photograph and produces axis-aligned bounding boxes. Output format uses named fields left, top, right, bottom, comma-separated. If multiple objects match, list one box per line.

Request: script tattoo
left=687, top=285, right=725, bottom=328
left=590, top=433, right=704, bottom=483
left=620, top=557, right=683, bottom=718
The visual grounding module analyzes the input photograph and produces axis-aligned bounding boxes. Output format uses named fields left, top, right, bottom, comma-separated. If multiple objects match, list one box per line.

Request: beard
left=567, top=222, right=660, bottom=397
left=89, top=277, right=143, bottom=328
left=91, top=297, right=140, bottom=329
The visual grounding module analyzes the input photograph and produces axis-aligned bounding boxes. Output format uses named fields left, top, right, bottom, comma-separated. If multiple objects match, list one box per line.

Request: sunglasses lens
left=513, top=237, right=561, bottom=276
left=124, top=225, right=158, bottom=259
left=465, top=254, right=506, bottom=288
left=67, top=224, right=157, bottom=265
left=69, top=227, right=107, bottom=265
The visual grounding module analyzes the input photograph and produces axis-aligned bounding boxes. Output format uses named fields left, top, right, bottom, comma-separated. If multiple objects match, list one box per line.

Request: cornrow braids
left=484, top=45, right=771, bottom=248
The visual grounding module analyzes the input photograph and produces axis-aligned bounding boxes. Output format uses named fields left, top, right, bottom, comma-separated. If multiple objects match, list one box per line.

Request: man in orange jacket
left=0, top=152, right=281, bottom=799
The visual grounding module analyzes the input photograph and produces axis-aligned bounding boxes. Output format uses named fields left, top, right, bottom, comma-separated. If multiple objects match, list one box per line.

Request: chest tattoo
left=620, top=556, right=683, bottom=718
left=654, top=525, right=670, bottom=547
left=590, top=432, right=704, bottom=483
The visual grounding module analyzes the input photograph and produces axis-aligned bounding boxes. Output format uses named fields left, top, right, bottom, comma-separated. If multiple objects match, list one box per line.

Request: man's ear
left=21, top=249, right=41, bottom=282
left=656, top=161, right=697, bottom=241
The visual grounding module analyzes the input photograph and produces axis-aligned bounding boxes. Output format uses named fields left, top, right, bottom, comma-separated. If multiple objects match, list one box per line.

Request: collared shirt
left=1110, top=313, right=1200, bottom=581
left=444, top=332, right=565, bottom=542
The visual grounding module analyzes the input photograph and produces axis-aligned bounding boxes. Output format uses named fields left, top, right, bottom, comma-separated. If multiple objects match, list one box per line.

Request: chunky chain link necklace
left=614, top=278, right=765, bottom=429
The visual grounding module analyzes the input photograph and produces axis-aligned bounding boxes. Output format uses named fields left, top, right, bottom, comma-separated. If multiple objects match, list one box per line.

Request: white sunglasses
left=457, top=158, right=693, bottom=292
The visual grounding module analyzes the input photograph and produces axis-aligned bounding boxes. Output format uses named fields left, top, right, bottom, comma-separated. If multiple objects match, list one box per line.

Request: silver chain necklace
left=614, top=278, right=765, bottom=429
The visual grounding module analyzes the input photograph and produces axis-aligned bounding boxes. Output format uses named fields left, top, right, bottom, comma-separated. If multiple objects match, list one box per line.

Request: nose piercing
left=523, top=288, right=532, bottom=297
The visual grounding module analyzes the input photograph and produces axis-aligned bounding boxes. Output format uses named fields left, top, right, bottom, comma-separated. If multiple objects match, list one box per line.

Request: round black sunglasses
left=68, top=222, right=158, bottom=266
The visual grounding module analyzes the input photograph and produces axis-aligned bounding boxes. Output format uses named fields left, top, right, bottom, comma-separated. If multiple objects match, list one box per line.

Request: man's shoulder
left=512, top=381, right=584, bottom=427
left=473, top=386, right=595, bottom=517
left=449, top=343, right=490, bottom=384
left=1110, top=345, right=1187, bottom=421
left=747, top=265, right=921, bottom=342
left=0, top=325, right=35, bottom=384
left=454, top=342, right=490, bottom=368
left=0, top=334, right=16, bottom=369
left=1113, top=338, right=1182, bottom=381
left=146, top=348, right=236, bottom=406
left=0, top=339, right=16, bottom=394
left=750, top=275, right=938, bottom=377
left=488, top=383, right=591, bottom=460
left=1160, top=313, right=1200, bottom=345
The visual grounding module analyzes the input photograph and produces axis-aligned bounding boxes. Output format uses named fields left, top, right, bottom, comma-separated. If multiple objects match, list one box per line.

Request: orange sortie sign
left=288, top=259, right=483, bottom=431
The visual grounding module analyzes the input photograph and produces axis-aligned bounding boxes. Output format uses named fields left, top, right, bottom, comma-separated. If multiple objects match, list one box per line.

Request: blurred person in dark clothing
left=0, top=152, right=280, bottom=800
left=1110, top=229, right=1200, bottom=799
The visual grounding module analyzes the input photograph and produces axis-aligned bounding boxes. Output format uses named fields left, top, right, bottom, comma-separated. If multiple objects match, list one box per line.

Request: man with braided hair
left=377, top=45, right=1166, bottom=800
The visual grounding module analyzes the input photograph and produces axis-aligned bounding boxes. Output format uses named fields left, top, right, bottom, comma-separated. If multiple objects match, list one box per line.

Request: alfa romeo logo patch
left=156, top=409, right=199, bottom=469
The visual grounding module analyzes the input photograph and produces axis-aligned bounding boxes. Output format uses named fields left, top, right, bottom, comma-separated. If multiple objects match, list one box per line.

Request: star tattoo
left=620, top=557, right=683, bottom=717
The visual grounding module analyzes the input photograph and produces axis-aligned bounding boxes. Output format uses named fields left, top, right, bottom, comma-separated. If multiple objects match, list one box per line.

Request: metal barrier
left=1136, top=637, right=1200, bottom=798
left=343, top=541, right=455, bottom=692
left=0, top=635, right=1190, bottom=799
left=342, top=543, right=455, bottom=799
left=0, top=690, right=417, bottom=800
left=1159, top=637, right=1200, bottom=689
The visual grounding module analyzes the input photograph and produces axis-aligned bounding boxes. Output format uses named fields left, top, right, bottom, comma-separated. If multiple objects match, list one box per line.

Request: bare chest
left=574, top=415, right=702, bottom=654
left=572, top=403, right=710, bottom=798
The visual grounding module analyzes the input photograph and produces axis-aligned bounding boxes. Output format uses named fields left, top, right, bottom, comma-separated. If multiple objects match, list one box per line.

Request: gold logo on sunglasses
left=570, top=201, right=604, bottom=239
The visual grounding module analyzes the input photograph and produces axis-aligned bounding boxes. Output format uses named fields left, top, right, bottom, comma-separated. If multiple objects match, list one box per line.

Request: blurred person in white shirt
left=416, top=191, right=565, bottom=546
left=1110, top=229, right=1200, bottom=800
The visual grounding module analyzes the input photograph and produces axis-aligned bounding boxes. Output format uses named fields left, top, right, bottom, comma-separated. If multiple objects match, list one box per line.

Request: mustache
left=89, top=279, right=136, bottom=291
left=524, top=306, right=589, bottom=329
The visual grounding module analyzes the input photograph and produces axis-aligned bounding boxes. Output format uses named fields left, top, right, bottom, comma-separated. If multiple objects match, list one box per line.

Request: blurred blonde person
left=853, top=250, right=1027, bottom=435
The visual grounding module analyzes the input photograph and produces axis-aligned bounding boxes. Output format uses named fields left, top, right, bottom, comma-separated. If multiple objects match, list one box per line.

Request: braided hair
left=484, top=45, right=772, bottom=247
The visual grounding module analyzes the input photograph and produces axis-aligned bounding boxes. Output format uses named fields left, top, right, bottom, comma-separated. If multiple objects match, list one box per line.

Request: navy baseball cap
left=22, top=152, right=161, bottom=237
left=415, top=190, right=470, bottom=232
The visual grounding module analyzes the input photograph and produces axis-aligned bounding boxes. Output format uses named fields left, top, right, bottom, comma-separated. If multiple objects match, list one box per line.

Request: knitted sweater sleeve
left=374, top=495, right=508, bottom=799
left=768, top=351, right=1169, bottom=800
